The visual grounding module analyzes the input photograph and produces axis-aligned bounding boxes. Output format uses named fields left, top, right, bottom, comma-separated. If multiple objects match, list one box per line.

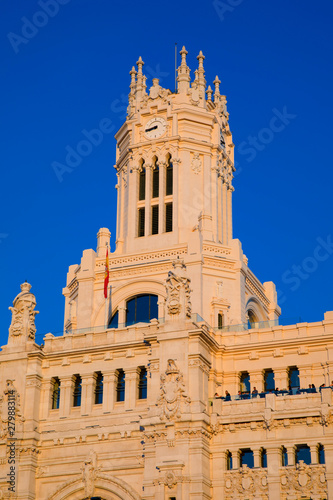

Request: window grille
left=152, top=205, right=159, bottom=234
left=165, top=203, right=173, bottom=232
left=73, top=375, right=82, bottom=407
left=116, top=370, right=125, bottom=402
left=138, top=367, right=147, bottom=399
left=138, top=207, right=145, bottom=237
left=139, top=167, right=146, bottom=200
left=166, top=160, right=173, bottom=195
left=152, top=163, right=159, bottom=198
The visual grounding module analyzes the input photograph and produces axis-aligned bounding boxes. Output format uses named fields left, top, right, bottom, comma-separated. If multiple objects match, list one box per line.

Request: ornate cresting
left=224, top=466, right=269, bottom=499
left=280, top=461, right=328, bottom=499
left=8, top=282, right=39, bottom=344
left=165, top=258, right=192, bottom=320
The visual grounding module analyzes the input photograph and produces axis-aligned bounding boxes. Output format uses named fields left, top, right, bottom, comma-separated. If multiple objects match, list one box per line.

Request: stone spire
left=206, top=85, right=213, bottom=102
left=8, top=282, right=39, bottom=345
left=213, top=75, right=221, bottom=101
left=136, top=56, right=145, bottom=102
left=177, top=46, right=191, bottom=94
left=196, top=50, right=206, bottom=99
left=129, top=66, right=137, bottom=97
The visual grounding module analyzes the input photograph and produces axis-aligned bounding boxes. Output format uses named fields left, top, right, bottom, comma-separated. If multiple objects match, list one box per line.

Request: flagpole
left=104, top=243, right=109, bottom=329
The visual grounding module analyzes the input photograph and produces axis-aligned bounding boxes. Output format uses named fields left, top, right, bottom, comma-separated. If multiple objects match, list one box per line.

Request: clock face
left=144, top=117, right=167, bottom=139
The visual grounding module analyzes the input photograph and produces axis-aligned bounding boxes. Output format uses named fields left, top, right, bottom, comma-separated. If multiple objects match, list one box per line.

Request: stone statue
left=8, top=282, right=39, bottom=344
left=165, top=259, right=192, bottom=319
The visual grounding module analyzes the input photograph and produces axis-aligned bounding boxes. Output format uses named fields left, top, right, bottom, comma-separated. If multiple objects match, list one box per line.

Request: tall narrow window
left=318, top=444, right=325, bottom=464
left=73, top=375, right=82, bottom=407
left=295, top=444, right=311, bottom=465
left=240, top=449, right=254, bottom=468
left=116, top=369, right=125, bottom=402
left=152, top=162, right=159, bottom=198
left=166, top=158, right=173, bottom=195
left=226, top=450, right=233, bottom=470
left=281, top=446, right=288, bottom=466
left=138, top=367, right=147, bottom=399
left=139, top=166, right=146, bottom=200
left=94, top=372, right=103, bottom=405
left=240, top=371, right=250, bottom=393
left=165, top=202, right=173, bottom=232
left=218, top=313, right=223, bottom=330
left=288, top=366, right=300, bottom=391
left=260, top=448, right=267, bottom=468
left=264, top=369, right=275, bottom=392
left=51, top=377, right=61, bottom=410
left=152, top=205, right=159, bottom=234
left=138, top=207, right=145, bottom=237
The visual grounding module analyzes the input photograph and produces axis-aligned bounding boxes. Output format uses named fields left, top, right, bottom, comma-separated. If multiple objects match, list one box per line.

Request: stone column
left=59, top=376, right=73, bottom=418
left=227, top=186, right=233, bottom=243
left=310, top=445, right=318, bottom=465
left=103, top=371, right=116, bottom=413
left=118, top=304, right=126, bottom=328
left=159, top=161, right=166, bottom=234
left=40, top=379, right=52, bottom=420
left=128, top=166, right=139, bottom=242
left=266, top=447, right=281, bottom=500
left=250, top=370, right=264, bottom=393
left=222, top=182, right=228, bottom=244
left=253, top=448, right=261, bottom=468
left=299, top=364, right=312, bottom=389
left=274, top=368, right=289, bottom=391
left=125, top=367, right=139, bottom=410
left=81, top=374, right=95, bottom=416
left=287, top=446, right=295, bottom=466
left=231, top=450, right=240, bottom=469
left=324, top=443, right=333, bottom=499
left=145, top=164, right=152, bottom=236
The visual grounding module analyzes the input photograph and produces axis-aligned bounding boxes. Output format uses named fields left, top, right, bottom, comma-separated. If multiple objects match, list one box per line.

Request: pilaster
left=103, top=371, right=116, bottom=413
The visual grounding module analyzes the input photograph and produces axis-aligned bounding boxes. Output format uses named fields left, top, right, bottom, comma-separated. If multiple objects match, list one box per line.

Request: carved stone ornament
left=164, top=470, right=177, bottom=489
left=157, top=359, right=191, bottom=421
left=8, top=282, right=39, bottom=343
left=224, top=465, right=268, bottom=499
left=80, top=450, right=100, bottom=498
left=165, top=258, right=192, bottom=318
left=0, top=380, right=25, bottom=439
left=280, top=461, right=327, bottom=498
left=191, top=152, right=202, bottom=174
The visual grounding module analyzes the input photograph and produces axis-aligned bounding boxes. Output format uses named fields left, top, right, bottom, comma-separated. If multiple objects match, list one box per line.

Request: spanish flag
left=104, top=247, right=109, bottom=299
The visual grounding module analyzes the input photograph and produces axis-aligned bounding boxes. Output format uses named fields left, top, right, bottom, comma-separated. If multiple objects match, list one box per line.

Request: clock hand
left=145, top=125, right=158, bottom=132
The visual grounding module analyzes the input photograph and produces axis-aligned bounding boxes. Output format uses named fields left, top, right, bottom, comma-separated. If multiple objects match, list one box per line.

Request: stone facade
left=0, top=48, right=332, bottom=499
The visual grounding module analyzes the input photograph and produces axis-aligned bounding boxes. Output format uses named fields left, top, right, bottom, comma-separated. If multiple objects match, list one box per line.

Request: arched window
left=116, top=369, right=125, bottom=402
left=264, top=369, right=275, bottom=392
left=152, top=159, right=159, bottom=198
left=260, top=448, right=267, bottom=468
left=226, top=450, right=233, bottom=470
left=218, top=313, right=224, bottom=330
left=240, top=449, right=254, bottom=468
left=166, top=156, right=173, bottom=196
left=139, top=163, right=146, bottom=200
left=126, top=294, right=158, bottom=326
left=51, top=377, right=61, bottom=410
left=94, top=372, right=103, bottom=405
left=295, top=444, right=311, bottom=465
left=138, top=367, right=147, bottom=399
left=281, top=446, right=288, bottom=466
left=240, top=371, right=250, bottom=394
left=288, top=366, right=300, bottom=392
left=108, top=310, right=118, bottom=328
left=318, top=444, right=325, bottom=464
left=73, top=375, right=82, bottom=407
left=247, top=310, right=257, bottom=329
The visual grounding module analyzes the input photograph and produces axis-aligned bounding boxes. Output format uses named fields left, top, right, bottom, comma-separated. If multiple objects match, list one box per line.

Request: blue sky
left=1, top=0, right=332, bottom=344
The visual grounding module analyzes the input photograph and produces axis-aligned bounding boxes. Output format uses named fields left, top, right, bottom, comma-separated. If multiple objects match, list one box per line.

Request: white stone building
left=1, top=48, right=332, bottom=500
